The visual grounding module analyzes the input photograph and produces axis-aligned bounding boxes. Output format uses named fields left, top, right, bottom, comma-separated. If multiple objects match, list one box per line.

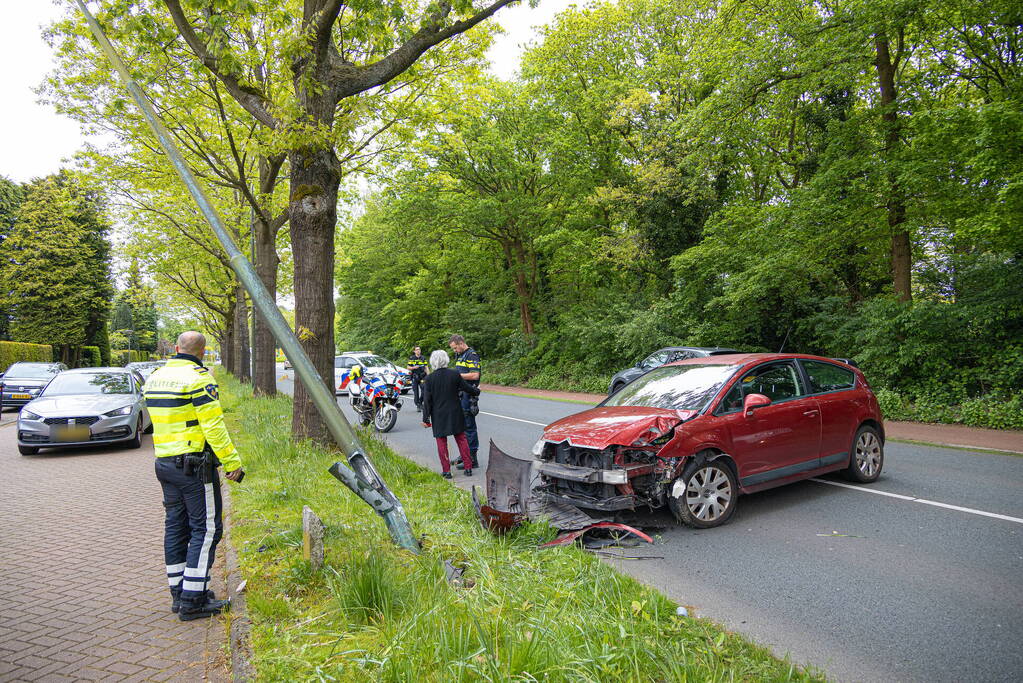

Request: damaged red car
left=532, top=354, right=884, bottom=528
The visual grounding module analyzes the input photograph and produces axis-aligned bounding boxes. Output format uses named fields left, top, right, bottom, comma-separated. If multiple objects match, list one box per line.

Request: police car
left=333, top=352, right=410, bottom=395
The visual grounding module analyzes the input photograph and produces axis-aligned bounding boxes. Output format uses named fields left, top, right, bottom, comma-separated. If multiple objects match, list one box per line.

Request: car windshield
left=357, top=355, right=393, bottom=368
left=5, top=363, right=61, bottom=379
left=42, top=372, right=133, bottom=396
left=603, top=364, right=738, bottom=411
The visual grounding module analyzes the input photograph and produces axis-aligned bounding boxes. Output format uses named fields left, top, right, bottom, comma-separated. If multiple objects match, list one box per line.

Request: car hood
left=3, top=378, right=51, bottom=388
left=26, top=394, right=136, bottom=416
left=542, top=406, right=696, bottom=450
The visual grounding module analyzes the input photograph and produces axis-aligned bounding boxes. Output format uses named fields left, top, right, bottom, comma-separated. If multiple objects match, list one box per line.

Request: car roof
left=62, top=367, right=132, bottom=374
left=659, top=346, right=740, bottom=353
left=8, top=362, right=63, bottom=368
left=669, top=353, right=858, bottom=368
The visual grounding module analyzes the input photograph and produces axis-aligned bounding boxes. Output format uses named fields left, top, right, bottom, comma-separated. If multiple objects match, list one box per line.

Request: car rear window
left=802, top=360, right=856, bottom=393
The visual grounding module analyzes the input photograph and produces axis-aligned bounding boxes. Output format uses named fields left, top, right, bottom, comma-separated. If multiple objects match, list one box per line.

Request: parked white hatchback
left=17, top=368, right=153, bottom=455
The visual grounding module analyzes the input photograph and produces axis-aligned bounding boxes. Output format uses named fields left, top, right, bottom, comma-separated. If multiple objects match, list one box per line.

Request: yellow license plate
left=11, top=393, right=31, bottom=400
left=54, top=425, right=91, bottom=442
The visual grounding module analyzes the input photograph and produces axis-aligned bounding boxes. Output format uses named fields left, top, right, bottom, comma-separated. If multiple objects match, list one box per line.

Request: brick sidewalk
left=480, top=383, right=1023, bottom=453
left=0, top=417, right=230, bottom=682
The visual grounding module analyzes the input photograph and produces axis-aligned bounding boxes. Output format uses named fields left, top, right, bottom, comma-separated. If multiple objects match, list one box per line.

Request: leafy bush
left=0, top=341, right=53, bottom=371
left=876, top=387, right=1023, bottom=430
left=111, top=349, right=146, bottom=366
left=80, top=346, right=101, bottom=367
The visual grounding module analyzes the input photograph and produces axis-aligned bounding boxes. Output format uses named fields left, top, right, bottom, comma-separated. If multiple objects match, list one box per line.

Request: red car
left=532, top=353, right=884, bottom=528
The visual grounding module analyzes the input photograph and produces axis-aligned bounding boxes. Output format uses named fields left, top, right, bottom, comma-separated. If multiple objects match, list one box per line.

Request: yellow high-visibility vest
left=143, top=358, right=241, bottom=472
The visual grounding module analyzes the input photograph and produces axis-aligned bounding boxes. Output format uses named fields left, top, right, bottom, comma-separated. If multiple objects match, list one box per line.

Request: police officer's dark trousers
left=412, top=373, right=424, bottom=408
left=460, top=393, right=479, bottom=458
left=155, top=456, right=223, bottom=608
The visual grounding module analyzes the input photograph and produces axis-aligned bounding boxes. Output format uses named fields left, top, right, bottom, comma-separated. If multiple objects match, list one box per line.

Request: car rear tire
left=127, top=416, right=143, bottom=449
left=668, top=458, right=738, bottom=528
left=18, top=445, right=39, bottom=456
left=844, top=425, right=883, bottom=483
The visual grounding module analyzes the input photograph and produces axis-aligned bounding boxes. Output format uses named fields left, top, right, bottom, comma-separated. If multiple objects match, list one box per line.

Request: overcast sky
left=0, top=0, right=576, bottom=184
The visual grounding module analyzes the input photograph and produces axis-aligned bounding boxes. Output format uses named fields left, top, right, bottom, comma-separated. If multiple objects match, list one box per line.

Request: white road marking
left=810, top=478, right=1023, bottom=525
left=479, top=411, right=545, bottom=426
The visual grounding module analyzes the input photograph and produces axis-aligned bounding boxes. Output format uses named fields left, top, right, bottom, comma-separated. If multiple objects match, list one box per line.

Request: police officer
left=144, top=331, right=244, bottom=621
left=448, top=334, right=481, bottom=469
left=407, top=345, right=428, bottom=411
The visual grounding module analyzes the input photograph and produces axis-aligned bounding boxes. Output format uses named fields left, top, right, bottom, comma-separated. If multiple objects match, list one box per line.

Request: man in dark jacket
left=421, top=349, right=480, bottom=477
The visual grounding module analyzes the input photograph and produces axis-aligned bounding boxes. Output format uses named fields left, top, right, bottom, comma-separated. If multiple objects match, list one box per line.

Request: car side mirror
left=743, top=393, right=771, bottom=417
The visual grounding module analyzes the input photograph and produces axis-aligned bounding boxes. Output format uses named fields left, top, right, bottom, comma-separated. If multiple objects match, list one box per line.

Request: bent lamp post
left=75, top=0, right=419, bottom=553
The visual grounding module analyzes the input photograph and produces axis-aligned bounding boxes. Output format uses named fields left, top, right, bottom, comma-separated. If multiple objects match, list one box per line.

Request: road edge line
left=809, top=478, right=1023, bottom=525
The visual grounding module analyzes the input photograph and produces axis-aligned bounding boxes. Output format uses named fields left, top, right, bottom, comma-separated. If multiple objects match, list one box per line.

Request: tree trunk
left=221, top=310, right=235, bottom=374
left=251, top=203, right=280, bottom=396
left=233, top=284, right=251, bottom=382
left=875, top=33, right=911, bottom=302
left=288, top=143, right=339, bottom=443
left=503, top=239, right=535, bottom=337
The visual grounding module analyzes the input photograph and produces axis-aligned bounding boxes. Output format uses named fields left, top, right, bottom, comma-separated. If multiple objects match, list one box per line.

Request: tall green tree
left=0, top=176, right=26, bottom=340
left=0, top=173, right=114, bottom=365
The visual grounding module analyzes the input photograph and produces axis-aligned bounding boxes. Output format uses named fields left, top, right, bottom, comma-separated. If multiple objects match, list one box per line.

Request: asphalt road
left=276, top=366, right=1023, bottom=683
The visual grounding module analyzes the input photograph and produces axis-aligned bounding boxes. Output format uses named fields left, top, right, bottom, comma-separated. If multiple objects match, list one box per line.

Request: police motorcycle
left=347, top=363, right=402, bottom=432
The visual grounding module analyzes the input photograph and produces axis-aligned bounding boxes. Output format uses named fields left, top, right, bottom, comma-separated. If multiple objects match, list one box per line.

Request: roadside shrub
left=80, top=346, right=101, bottom=367
left=111, top=349, right=145, bottom=366
left=876, top=387, right=1023, bottom=430
left=0, top=341, right=53, bottom=371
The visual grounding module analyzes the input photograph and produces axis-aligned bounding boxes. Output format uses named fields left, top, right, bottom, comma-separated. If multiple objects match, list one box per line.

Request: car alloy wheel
left=845, top=425, right=883, bottom=483
left=669, top=459, right=738, bottom=528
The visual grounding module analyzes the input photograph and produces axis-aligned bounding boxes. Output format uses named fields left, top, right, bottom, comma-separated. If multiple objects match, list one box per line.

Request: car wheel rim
left=855, top=432, right=881, bottom=477
left=685, top=466, right=732, bottom=522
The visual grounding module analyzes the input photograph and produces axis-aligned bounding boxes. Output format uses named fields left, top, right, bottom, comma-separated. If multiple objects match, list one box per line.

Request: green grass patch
left=219, top=371, right=823, bottom=682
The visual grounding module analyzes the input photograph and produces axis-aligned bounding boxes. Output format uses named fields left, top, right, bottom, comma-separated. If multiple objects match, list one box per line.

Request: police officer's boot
left=178, top=594, right=230, bottom=621
left=471, top=452, right=479, bottom=469
left=172, top=588, right=218, bottom=613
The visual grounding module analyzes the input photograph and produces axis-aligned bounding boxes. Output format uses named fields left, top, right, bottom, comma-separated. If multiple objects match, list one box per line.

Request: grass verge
left=218, top=371, right=823, bottom=681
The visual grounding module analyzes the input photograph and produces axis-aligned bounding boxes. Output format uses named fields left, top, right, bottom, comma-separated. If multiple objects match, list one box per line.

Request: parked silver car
left=16, top=368, right=153, bottom=455
left=126, top=360, right=166, bottom=381
left=0, top=362, right=68, bottom=409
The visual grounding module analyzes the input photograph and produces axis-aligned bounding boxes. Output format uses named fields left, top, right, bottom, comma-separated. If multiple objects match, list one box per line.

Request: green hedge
left=111, top=349, right=146, bottom=366
left=80, top=346, right=102, bottom=367
left=0, top=341, right=53, bottom=372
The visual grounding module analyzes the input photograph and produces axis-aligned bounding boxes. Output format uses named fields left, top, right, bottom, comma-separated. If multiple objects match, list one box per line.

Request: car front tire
left=127, top=416, right=143, bottom=449
left=844, top=425, right=884, bottom=483
left=18, top=445, right=39, bottom=456
left=668, top=458, right=738, bottom=528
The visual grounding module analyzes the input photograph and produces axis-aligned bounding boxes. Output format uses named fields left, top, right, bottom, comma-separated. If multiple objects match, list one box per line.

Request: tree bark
left=288, top=142, right=339, bottom=443
left=875, top=33, right=912, bottom=302
left=232, top=284, right=251, bottom=382
left=221, top=314, right=235, bottom=374
left=502, top=238, right=536, bottom=337
left=251, top=161, right=282, bottom=396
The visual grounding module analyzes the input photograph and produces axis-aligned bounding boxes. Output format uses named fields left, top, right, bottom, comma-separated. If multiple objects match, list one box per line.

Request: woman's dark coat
left=422, top=367, right=481, bottom=438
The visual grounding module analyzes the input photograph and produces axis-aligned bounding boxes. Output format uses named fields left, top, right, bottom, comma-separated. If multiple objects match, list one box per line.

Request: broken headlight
left=531, top=436, right=547, bottom=456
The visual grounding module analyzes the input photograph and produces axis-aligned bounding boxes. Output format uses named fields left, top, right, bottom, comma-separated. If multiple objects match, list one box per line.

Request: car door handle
left=804, top=410, right=819, bottom=417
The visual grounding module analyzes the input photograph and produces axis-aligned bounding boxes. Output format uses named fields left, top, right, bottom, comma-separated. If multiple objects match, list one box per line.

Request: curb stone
left=222, top=480, right=255, bottom=682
